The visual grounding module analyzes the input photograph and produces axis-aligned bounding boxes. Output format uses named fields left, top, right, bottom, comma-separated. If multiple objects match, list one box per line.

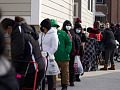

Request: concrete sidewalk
left=54, top=61, right=120, bottom=90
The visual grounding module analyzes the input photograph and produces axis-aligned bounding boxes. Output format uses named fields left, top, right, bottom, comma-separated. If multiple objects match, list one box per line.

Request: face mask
left=76, top=29, right=81, bottom=33
left=6, top=33, right=11, bottom=38
left=66, top=26, right=71, bottom=31
left=40, top=27, right=44, bottom=32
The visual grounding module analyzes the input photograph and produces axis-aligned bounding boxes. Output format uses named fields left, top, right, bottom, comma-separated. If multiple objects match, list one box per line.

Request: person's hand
left=41, top=51, right=47, bottom=57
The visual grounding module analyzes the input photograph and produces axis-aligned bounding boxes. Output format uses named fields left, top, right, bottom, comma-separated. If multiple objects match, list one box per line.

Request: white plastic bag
left=46, top=54, right=60, bottom=75
left=74, top=56, right=83, bottom=74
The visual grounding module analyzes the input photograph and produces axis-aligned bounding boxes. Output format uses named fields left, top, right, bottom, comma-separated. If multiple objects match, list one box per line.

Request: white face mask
left=66, top=26, right=71, bottom=31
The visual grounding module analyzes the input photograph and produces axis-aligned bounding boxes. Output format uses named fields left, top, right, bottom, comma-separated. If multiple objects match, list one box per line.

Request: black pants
left=42, top=75, right=54, bottom=90
left=105, top=48, right=116, bottom=65
left=69, top=57, right=75, bottom=83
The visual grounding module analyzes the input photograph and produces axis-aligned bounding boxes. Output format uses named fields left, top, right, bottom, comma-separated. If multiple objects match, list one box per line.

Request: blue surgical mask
left=76, top=29, right=81, bottom=33
left=6, top=33, right=11, bottom=38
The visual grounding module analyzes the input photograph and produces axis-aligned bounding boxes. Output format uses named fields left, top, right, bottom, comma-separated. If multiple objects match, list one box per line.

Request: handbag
left=46, top=54, right=60, bottom=75
left=74, top=56, right=83, bottom=74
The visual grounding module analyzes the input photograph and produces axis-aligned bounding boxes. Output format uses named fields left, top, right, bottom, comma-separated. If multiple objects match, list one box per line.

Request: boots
left=100, top=65, right=108, bottom=70
left=61, top=84, right=67, bottom=90
left=108, top=64, right=115, bottom=70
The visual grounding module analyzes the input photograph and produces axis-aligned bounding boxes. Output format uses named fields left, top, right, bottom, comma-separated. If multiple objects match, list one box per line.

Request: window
left=88, top=0, right=90, bottom=10
left=91, top=0, right=93, bottom=12
left=74, top=2, right=78, bottom=18
left=96, top=0, right=104, bottom=4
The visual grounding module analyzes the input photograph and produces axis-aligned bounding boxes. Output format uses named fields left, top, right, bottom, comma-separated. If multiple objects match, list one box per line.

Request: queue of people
left=0, top=8, right=120, bottom=90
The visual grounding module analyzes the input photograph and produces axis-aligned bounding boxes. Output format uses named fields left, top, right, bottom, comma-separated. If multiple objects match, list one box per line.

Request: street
left=53, top=61, right=120, bottom=90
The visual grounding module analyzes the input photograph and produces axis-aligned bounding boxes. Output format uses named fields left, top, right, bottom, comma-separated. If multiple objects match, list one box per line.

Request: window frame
left=74, top=2, right=78, bottom=18
left=96, top=0, right=104, bottom=4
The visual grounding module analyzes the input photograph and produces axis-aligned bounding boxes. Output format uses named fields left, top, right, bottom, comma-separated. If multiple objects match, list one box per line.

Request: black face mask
left=40, top=27, right=44, bottom=32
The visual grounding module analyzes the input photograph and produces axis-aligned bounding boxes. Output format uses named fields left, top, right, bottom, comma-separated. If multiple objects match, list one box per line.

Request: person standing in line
left=62, top=20, right=80, bottom=86
left=100, top=28, right=116, bottom=70
left=73, top=18, right=87, bottom=81
left=50, top=19, right=72, bottom=90
left=0, top=9, right=18, bottom=90
left=38, top=18, right=58, bottom=90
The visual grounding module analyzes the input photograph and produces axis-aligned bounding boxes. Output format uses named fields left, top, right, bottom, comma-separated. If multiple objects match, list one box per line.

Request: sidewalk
left=51, top=61, right=120, bottom=90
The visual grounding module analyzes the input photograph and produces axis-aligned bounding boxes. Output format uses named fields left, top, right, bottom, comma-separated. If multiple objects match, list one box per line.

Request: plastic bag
left=74, top=56, right=83, bottom=74
left=46, top=54, right=60, bottom=75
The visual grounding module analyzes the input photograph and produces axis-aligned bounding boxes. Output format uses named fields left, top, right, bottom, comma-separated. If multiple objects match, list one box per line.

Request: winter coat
left=89, top=33, right=102, bottom=41
left=89, top=28, right=102, bottom=41
left=78, top=33, right=87, bottom=42
left=11, top=22, right=45, bottom=74
left=114, top=28, right=120, bottom=43
left=54, top=29, right=72, bottom=62
left=69, top=30, right=81, bottom=59
left=38, top=27, right=58, bottom=56
left=83, top=37, right=100, bottom=68
left=0, top=56, right=18, bottom=90
left=77, top=33, right=87, bottom=57
left=101, top=28, right=116, bottom=49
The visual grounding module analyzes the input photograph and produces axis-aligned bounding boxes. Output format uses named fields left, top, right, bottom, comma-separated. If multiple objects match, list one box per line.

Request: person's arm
left=75, top=35, right=81, bottom=55
left=100, top=30, right=106, bottom=44
left=65, top=32, right=72, bottom=54
left=47, top=33, right=58, bottom=55
left=81, top=33, right=87, bottom=42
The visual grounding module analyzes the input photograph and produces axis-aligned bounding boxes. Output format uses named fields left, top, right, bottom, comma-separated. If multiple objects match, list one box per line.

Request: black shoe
left=61, top=85, right=67, bottom=90
left=70, top=82, right=74, bottom=86
left=76, top=78, right=81, bottom=82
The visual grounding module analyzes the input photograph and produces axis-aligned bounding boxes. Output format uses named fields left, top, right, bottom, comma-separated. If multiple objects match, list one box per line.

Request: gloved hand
left=76, top=50, right=79, bottom=55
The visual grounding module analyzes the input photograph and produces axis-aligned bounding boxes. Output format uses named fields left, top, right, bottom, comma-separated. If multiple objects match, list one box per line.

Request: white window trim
left=74, top=2, right=78, bottom=18
left=31, top=0, right=41, bottom=25
left=96, top=0, right=104, bottom=4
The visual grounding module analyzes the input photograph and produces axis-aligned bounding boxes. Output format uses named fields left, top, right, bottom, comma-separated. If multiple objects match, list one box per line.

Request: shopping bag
left=74, top=56, right=83, bottom=74
left=46, top=54, right=60, bottom=75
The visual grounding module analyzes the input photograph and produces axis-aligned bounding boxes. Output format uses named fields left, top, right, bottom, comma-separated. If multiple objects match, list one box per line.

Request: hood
left=63, top=20, right=72, bottom=32
left=47, top=27, right=57, bottom=34
left=50, top=19, right=60, bottom=28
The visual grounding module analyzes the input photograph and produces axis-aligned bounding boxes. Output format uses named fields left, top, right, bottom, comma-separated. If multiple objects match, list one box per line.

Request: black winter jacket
left=11, top=22, right=45, bottom=74
left=69, top=30, right=81, bottom=59
left=114, top=28, right=120, bottom=43
left=101, top=28, right=116, bottom=49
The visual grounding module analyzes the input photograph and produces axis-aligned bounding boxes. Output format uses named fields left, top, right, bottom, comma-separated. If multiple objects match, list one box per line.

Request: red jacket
left=89, top=33, right=102, bottom=41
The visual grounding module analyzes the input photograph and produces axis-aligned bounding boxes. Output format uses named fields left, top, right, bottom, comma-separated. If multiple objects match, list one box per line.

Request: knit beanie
left=40, top=18, right=51, bottom=30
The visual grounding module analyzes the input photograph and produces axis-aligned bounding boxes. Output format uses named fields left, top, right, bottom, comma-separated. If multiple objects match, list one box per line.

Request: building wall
left=81, top=0, right=95, bottom=28
left=0, top=0, right=31, bottom=24
left=96, top=0, right=120, bottom=24
left=41, top=0, right=74, bottom=28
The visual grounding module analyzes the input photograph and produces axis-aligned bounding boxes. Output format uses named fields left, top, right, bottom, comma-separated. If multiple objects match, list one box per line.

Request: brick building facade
left=96, top=0, right=120, bottom=24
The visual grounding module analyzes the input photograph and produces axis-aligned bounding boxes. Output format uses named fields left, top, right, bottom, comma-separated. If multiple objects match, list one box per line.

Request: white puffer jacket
left=38, top=27, right=58, bottom=55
